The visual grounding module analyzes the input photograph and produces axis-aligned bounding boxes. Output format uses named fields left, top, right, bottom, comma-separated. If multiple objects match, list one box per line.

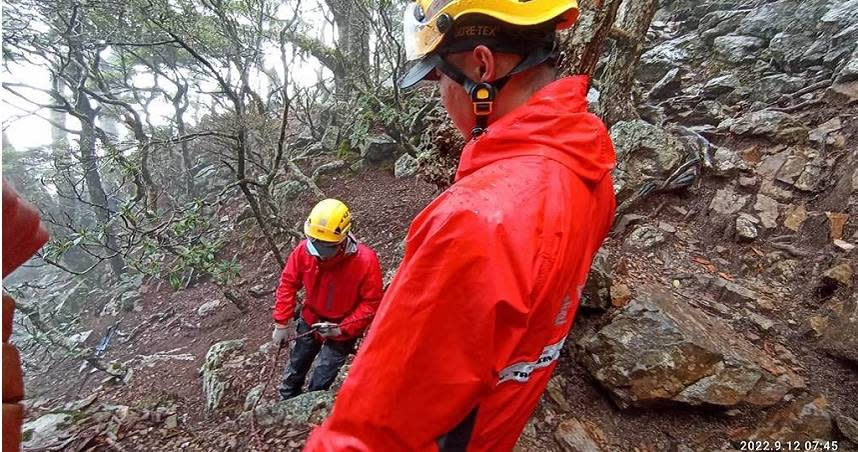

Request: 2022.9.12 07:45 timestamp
left=738, top=440, right=839, bottom=451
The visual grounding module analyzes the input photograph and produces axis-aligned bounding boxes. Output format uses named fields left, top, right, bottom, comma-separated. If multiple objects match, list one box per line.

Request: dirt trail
left=23, top=168, right=439, bottom=447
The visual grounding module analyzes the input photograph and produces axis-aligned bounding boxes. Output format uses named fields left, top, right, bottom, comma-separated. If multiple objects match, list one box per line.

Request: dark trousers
left=279, top=319, right=357, bottom=400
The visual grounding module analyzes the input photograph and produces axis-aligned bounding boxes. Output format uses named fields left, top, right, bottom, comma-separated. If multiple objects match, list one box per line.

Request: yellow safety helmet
left=403, top=0, right=579, bottom=63
left=400, top=0, right=579, bottom=138
left=304, top=199, right=352, bottom=244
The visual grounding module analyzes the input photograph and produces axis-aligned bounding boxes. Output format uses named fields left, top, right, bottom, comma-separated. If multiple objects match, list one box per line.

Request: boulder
left=100, top=274, right=144, bottom=317
left=51, top=279, right=89, bottom=319
left=735, top=214, right=759, bottom=242
left=610, top=120, right=685, bottom=204
left=699, top=10, right=746, bottom=43
left=610, top=284, right=632, bottom=308
left=713, top=35, right=766, bottom=63
left=361, top=134, right=398, bottom=163
left=751, top=74, right=806, bottom=103
left=289, top=133, right=315, bottom=149
left=320, top=126, right=340, bottom=152
left=750, top=395, right=833, bottom=442
left=67, top=329, right=93, bottom=347
left=201, top=339, right=246, bottom=411
left=821, top=2, right=858, bottom=67
left=696, top=274, right=762, bottom=308
left=798, top=39, right=830, bottom=68
left=720, top=110, right=809, bottom=143
left=587, top=87, right=600, bottom=112
left=163, top=414, right=178, bottom=429
left=683, top=100, right=728, bottom=126
left=732, top=0, right=858, bottom=71
left=711, top=146, right=749, bottom=177
left=578, top=288, right=803, bottom=409
left=817, top=295, right=858, bottom=363
left=197, top=300, right=223, bottom=317
left=647, top=68, right=682, bottom=100
left=394, top=153, right=419, bottom=178
left=554, top=418, right=604, bottom=452
left=624, top=225, right=665, bottom=251
left=703, top=74, right=741, bottom=98
left=240, top=391, right=335, bottom=426
left=709, top=186, right=750, bottom=216
left=835, top=415, right=858, bottom=444
left=783, top=205, right=808, bottom=232
left=273, top=180, right=307, bottom=205
left=775, top=148, right=821, bottom=191
left=809, top=118, right=845, bottom=148
left=21, top=413, right=72, bottom=449
left=100, top=290, right=143, bottom=317
left=243, top=384, right=265, bottom=411
left=739, top=175, right=758, bottom=188
left=736, top=0, right=802, bottom=40
left=638, top=37, right=692, bottom=83
left=349, top=159, right=367, bottom=173
left=753, top=194, right=780, bottom=229
left=581, top=249, right=612, bottom=311
left=837, top=48, right=858, bottom=82
left=769, top=32, right=818, bottom=70
left=546, top=375, right=571, bottom=411
left=831, top=79, right=858, bottom=101
left=822, top=263, right=854, bottom=288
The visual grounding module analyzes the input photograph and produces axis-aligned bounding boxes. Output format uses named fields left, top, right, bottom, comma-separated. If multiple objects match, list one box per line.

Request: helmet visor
left=404, top=3, right=446, bottom=61
left=306, top=238, right=342, bottom=259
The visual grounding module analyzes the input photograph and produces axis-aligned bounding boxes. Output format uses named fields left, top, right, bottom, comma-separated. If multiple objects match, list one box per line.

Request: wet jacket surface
left=305, top=75, right=617, bottom=451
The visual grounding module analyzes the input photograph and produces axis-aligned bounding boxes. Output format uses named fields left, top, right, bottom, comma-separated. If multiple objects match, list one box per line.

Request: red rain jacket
left=273, top=240, right=383, bottom=340
left=3, top=182, right=50, bottom=277
left=3, top=181, right=50, bottom=452
left=305, top=76, right=616, bottom=451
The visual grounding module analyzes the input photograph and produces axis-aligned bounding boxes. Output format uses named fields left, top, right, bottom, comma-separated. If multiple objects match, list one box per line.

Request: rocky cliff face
left=516, top=1, right=858, bottom=450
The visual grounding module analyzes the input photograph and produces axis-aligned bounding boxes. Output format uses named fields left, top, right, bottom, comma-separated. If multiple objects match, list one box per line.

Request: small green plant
left=167, top=240, right=241, bottom=290
left=336, top=139, right=357, bottom=159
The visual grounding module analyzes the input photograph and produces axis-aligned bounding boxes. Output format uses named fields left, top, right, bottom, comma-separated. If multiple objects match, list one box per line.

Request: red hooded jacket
left=305, top=76, right=616, bottom=451
left=273, top=239, right=383, bottom=340
left=3, top=181, right=50, bottom=452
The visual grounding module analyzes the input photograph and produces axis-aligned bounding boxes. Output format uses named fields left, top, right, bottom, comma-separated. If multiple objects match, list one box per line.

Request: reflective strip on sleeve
left=497, top=336, right=566, bottom=385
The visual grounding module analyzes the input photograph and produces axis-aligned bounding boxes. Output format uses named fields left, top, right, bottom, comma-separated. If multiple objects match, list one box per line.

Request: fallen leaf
left=718, top=272, right=735, bottom=282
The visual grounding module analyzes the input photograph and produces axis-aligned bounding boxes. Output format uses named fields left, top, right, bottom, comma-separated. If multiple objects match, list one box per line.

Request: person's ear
left=472, top=45, right=496, bottom=82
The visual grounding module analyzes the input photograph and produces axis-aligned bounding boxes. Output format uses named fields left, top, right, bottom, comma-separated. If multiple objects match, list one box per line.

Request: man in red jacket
left=272, top=198, right=383, bottom=400
left=305, top=0, right=616, bottom=450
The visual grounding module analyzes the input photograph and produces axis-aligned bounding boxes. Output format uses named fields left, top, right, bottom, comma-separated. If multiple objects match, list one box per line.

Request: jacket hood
left=455, top=75, right=616, bottom=184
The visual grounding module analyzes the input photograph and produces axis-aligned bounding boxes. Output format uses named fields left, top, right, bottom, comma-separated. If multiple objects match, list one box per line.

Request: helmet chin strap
left=428, top=43, right=557, bottom=139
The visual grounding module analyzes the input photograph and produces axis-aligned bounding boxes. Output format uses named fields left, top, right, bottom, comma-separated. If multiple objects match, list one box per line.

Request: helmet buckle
left=470, top=82, right=496, bottom=116
left=473, top=101, right=493, bottom=115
